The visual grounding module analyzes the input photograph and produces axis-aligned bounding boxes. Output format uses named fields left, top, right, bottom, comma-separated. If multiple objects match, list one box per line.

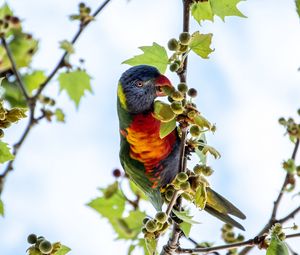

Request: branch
left=33, top=0, right=112, bottom=99
left=1, top=37, right=30, bottom=102
left=239, top=138, right=300, bottom=255
left=177, top=233, right=300, bottom=254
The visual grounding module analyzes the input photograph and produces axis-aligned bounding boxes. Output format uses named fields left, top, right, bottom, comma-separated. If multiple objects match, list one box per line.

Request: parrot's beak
left=155, top=74, right=173, bottom=97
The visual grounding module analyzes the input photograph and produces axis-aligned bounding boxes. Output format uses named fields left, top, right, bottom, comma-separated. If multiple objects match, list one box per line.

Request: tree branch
left=177, top=233, right=300, bottom=254
left=33, top=0, right=112, bottom=99
left=0, top=37, right=30, bottom=102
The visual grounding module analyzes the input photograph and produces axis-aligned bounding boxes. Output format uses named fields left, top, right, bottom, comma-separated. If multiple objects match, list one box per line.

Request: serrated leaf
left=23, top=71, right=46, bottom=94
left=122, top=43, right=169, bottom=74
left=160, top=119, right=176, bottom=139
left=195, top=183, right=207, bottom=210
left=0, top=141, right=14, bottom=163
left=172, top=209, right=200, bottom=224
left=0, top=199, right=4, bottom=216
left=58, top=70, right=92, bottom=108
left=153, top=101, right=175, bottom=123
left=266, top=234, right=289, bottom=255
left=54, top=245, right=71, bottom=255
left=210, top=0, right=246, bottom=21
left=191, top=2, right=214, bottom=24
left=179, top=222, right=192, bottom=237
left=145, top=236, right=157, bottom=255
left=59, top=40, right=75, bottom=54
left=189, top=32, right=214, bottom=59
left=296, top=0, right=300, bottom=18
left=55, top=108, right=65, bottom=123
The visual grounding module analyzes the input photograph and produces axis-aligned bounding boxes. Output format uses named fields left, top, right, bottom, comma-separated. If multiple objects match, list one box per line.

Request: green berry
left=187, top=110, right=196, bottom=119
left=0, top=129, right=4, bottom=138
left=278, top=232, right=286, bottom=241
left=79, top=2, right=85, bottom=8
left=278, top=117, right=286, bottom=125
left=85, top=7, right=91, bottom=14
left=190, top=125, right=201, bottom=137
left=298, top=109, right=300, bottom=116
left=223, top=223, right=233, bottom=231
left=202, top=166, right=214, bottom=176
left=297, top=166, right=300, bottom=176
left=193, top=164, right=203, bottom=175
left=169, top=62, right=179, bottom=72
left=39, top=240, right=53, bottom=254
left=179, top=44, right=189, bottom=53
left=179, top=181, right=190, bottom=191
left=165, top=189, right=174, bottom=201
left=179, top=32, right=191, bottom=45
left=187, top=88, right=197, bottom=98
left=176, top=172, right=188, bottom=182
left=143, top=217, right=150, bottom=225
left=170, top=101, right=184, bottom=114
left=237, top=234, right=245, bottom=242
left=155, top=212, right=167, bottom=223
left=167, top=38, right=179, bottom=51
left=171, top=91, right=184, bottom=101
left=177, top=83, right=188, bottom=93
left=145, top=220, right=158, bottom=233
left=142, top=227, right=148, bottom=234
left=27, top=234, right=37, bottom=244
left=167, top=96, right=174, bottom=103
left=272, top=223, right=282, bottom=234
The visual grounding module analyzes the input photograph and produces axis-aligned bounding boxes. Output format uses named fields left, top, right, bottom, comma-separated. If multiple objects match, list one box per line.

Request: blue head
left=118, top=65, right=172, bottom=114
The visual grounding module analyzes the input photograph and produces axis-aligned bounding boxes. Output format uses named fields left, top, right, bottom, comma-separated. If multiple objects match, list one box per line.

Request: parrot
left=117, top=65, right=246, bottom=230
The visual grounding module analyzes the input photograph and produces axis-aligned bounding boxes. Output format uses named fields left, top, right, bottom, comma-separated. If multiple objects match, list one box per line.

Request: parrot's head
left=118, top=65, right=172, bottom=114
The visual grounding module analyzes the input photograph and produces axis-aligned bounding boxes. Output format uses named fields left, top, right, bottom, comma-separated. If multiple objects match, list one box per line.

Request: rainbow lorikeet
left=117, top=65, right=246, bottom=230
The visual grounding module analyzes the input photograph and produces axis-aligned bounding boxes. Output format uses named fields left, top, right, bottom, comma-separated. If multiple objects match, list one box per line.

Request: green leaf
left=87, top=190, right=125, bottom=220
left=189, top=32, right=214, bottom=59
left=0, top=199, right=4, bottom=216
left=54, top=245, right=71, bottom=255
left=296, top=0, right=300, bottom=18
left=0, top=141, right=14, bottom=163
left=23, top=71, right=46, bottom=94
left=129, top=180, right=148, bottom=200
left=179, top=222, right=192, bottom=237
left=2, top=79, right=26, bottom=107
left=128, top=244, right=136, bottom=255
left=28, top=247, right=41, bottom=255
left=172, top=209, right=200, bottom=224
left=153, top=101, right=175, bottom=122
left=122, top=43, right=169, bottom=74
left=160, top=119, right=176, bottom=139
left=58, top=70, right=92, bottom=108
left=266, top=234, right=289, bottom=255
left=191, top=2, right=214, bottom=24
left=59, top=40, right=75, bottom=54
left=145, top=236, right=157, bottom=255
left=193, top=113, right=213, bottom=129
left=55, top=108, right=65, bottom=123
left=104, top=181, right=119, bottom=199
left=195, top=183, right=207, bottom=210
left=0, top=4, right=13, bottom=19
left=210, top=0, right=246, bottom=21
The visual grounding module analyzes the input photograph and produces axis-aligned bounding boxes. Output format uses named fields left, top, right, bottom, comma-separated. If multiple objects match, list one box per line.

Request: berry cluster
left=0, top=101, right=26, bottom=138
left=167, top=32, right=191, bottom=72
left=270, top=223, right=286, bottom=241
left=220, top=224, right=244, bottom=255
left=142, top=212, right=172, bottom=239
left=0, top=14, right=20, bottom=37
left=27, top=234, right=61, bottom=255
left=69, top=2, right=93, bottom=25
left=278, top=110, right=300, bottom=140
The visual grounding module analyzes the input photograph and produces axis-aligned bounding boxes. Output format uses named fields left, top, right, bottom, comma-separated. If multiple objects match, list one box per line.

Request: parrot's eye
left=135, top=80, right=144, bottom=87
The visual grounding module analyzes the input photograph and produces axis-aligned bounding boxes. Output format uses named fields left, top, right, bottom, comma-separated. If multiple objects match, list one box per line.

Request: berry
left=169, top=62, right=179, bottom=72
left=165, top=189, right=174, bottom=201
left=79, top=2, right=85, bottom=8
left=171, top=91, right=184, bottom=101
left=179, top=181, right=190, bottom=191
left=142, top=217, right=150, bottom=225
left=167, top=38, right=179, bottom=51
left=190, top=125, right=201, bottom=137
left=272, top=223, right=282, bottom=234
left=0, top=129, right=4, bottom=138
left=202, top=166, right=214, bottom=176
left=193, top=164, right=203, bottom=175
left=223, top=223, right=233, bottom=231
left=179, top=44, right=188, bottom=53
left=112, top=168, right=121, bottom=178
left=278, top=232, right=286, bottom=240
left=176, top=172, right=188, bottom=182
left=167, top=96, right=174, bottom=103
left=179, top=32, right=191, bottom=45
left=39, top=240, right=53, bottom=254
left=187, top=88, right=197, bottom=98
left=142, top=227, right=147, bottom=234
left=177, top=83, right=188, bottom=93
left=236, top=234, right=245, bottom=242
left=278, top=117, right=286, bottom=125
left=145, top=220, right=158, bottom=233
left=86, top=7, right=91, bottom=14
left=187, top=110, right=197, bottom=119
left=11, top=16, right=20, bottom=24
left=155, top=212, right=167, bottom=223
left=27, top=234, right=37, bottom=244
left=170, top=101, right=184, bottom=114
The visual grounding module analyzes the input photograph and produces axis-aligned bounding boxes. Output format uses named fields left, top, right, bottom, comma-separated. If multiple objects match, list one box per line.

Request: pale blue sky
left=0, top=0, right=300, bottom=254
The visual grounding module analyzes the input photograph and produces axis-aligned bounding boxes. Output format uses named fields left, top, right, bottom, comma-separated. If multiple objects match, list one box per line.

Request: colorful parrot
left=117, top=65, right=246, bottom=230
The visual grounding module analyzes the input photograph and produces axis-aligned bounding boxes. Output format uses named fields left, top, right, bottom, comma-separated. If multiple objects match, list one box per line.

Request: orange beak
left=155, top=74, right=173, bottom=97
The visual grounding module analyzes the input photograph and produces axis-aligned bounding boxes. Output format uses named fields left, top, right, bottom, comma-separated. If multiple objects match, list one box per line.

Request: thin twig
left=239, top=138, right=300, bottom=255
left=177, top=233, right=300, bottom=254
left=1, top=37, right=30, bottom=101
left=33, top=0, right=112, bottom=99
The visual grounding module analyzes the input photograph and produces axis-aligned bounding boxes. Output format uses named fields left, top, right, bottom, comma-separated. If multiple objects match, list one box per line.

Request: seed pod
left=167, top=38, right=179, bottom=51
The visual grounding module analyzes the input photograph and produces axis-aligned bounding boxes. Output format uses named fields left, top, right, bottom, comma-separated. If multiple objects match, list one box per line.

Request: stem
left=1, top=37, right=30, bottom=102
left=33, top=0, right=112, bottom=99
left=177, top=233, right=300, bottom=254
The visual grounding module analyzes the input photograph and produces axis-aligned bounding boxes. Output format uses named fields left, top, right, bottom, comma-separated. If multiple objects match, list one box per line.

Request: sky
left=0, top=0, right=300, bottom=254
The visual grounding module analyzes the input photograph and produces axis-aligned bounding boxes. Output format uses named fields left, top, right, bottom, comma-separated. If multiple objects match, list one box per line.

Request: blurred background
left=0, top=0, right=300, bottom=254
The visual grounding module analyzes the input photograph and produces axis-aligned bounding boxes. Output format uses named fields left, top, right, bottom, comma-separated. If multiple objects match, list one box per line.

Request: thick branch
left=1, top=37, right=30, bottom=101
left=177, top=233, right=300, bottom=254
left=33, top=0, right=112, bottom=99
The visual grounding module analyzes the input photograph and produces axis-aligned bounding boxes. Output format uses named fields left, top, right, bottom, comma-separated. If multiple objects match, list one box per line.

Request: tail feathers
left=147, top=189, right=163, bottom=211
left=206, top=187, right=246, bottom=220
left=204, top=205, right=245, bottom=231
